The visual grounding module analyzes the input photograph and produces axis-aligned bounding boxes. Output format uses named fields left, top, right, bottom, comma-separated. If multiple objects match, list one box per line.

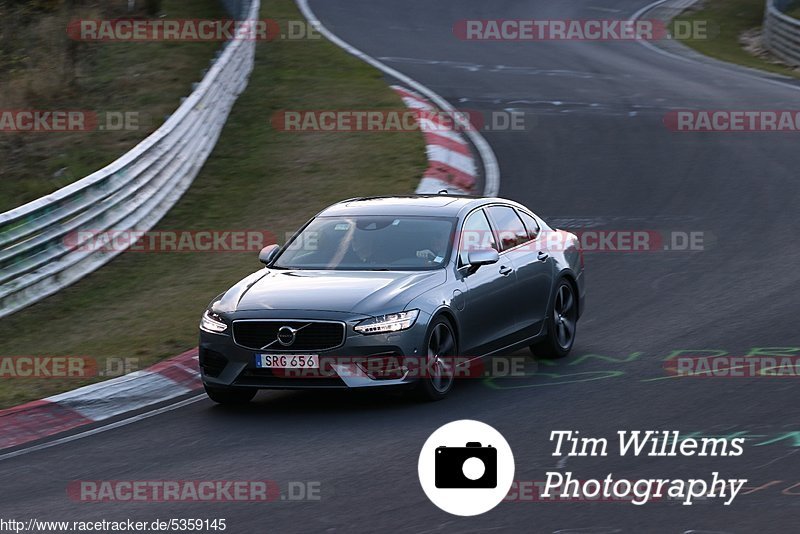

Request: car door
left=485, top=205, right=554, bottom=338
left=454, top=208, right=521, bottom=357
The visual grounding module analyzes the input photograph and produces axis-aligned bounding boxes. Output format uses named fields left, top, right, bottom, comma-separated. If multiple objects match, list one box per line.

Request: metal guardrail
left=0, top=0, right=259, bottom=318
left=764, top=0, right=800, bottom=66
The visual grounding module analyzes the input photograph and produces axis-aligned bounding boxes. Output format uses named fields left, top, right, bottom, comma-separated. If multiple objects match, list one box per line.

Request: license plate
left=255, top=354, right=319, bottom=369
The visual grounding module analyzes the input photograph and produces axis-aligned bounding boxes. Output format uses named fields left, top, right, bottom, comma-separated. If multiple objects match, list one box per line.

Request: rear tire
left=204, top=384, right=257, bottom=404
left=414, top=316, right=457, bottom=401
left=530, top=279, right=578, bottom=359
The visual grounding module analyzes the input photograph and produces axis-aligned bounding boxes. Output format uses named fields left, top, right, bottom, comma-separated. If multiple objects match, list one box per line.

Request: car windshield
left=273, top=215, right=456, bottom=271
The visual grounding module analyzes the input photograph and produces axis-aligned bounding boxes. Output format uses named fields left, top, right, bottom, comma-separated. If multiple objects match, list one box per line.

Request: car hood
left=214, top=268, right=448, bottom=316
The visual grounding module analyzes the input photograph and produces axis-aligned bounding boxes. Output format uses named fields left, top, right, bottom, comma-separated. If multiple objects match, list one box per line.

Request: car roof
left=317, top=195, right=510, bottom=218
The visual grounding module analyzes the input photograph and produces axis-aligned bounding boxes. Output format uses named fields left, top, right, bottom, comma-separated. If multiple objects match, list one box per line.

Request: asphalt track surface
left=2, top=1, right=799, bottom=532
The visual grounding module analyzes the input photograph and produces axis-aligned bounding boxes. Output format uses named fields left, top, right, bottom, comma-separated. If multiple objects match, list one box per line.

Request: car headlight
left=200, top=310, right=228, bottom=334
left=354, top=309, right=419, bottom=334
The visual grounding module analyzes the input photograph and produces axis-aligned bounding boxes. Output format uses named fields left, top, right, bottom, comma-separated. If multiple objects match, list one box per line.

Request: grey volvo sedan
left=199, top=195, right=585, bottom=402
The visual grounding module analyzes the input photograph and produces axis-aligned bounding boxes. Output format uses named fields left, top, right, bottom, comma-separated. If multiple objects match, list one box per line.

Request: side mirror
left=258, top=244, right=280, bottom=266
left=466, top=249, right=499, bottom=272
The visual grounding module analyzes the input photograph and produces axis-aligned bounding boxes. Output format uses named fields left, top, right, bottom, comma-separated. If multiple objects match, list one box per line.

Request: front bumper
left=199, top=309, right=430, bottom=390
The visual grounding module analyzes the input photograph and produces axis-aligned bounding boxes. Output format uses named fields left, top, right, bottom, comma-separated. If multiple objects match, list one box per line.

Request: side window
left=486, top=206, right=527, bottom=251
left=518, top=210, right=541, bottom=240
left=458, top=210, right=497, bottom=266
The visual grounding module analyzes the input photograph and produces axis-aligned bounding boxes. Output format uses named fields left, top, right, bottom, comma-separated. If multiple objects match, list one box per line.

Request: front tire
left=204, top=384, right=257, bottom=404
left=530, top=279, right=578, bottom=359
left=414, top=316, right=457, bottom=401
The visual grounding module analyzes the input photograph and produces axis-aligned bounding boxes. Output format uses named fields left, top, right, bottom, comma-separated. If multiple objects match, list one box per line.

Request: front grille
left=232, top=320, right=346, bottom=351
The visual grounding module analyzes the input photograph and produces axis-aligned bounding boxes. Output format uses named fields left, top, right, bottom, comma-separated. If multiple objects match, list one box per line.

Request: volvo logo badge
left=277, top=325, right=299, bottom=346
left=258, top=323, right=312, bottom=350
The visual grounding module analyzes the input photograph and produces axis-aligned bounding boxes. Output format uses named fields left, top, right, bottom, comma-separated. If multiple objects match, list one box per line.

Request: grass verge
left=671, top=0, right=800, bottom=79
left=0, top=0, right=426, bottom=409
left=787, top=4, right=800, bottom=20
left=0, top=0, right=228, bottom=212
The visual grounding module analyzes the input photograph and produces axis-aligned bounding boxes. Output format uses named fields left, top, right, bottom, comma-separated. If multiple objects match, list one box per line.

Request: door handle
left=537, top=251, right=549, bottom=262
left=499, top=265, right=513, bottom=276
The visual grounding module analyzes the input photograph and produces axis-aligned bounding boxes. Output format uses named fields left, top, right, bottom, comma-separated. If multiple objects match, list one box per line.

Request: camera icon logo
left=435, top=442, right=497, bottom=489
left=418, top=420, right=515, bottom=516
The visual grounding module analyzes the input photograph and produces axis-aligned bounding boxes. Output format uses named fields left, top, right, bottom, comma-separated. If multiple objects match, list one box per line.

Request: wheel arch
left=557, top=270, right=581, bottom=319
left=430, top=306, right=460, bottom=351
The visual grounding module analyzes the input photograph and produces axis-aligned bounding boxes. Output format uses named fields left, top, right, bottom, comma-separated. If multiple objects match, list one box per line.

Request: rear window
left=518, top=210, right=541, bottom=240
left=486, top=206, right=528, bottom=251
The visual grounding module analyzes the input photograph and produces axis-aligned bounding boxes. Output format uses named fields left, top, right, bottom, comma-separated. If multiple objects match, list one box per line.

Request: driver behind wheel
left=416, top=230, right=450, bottom=264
